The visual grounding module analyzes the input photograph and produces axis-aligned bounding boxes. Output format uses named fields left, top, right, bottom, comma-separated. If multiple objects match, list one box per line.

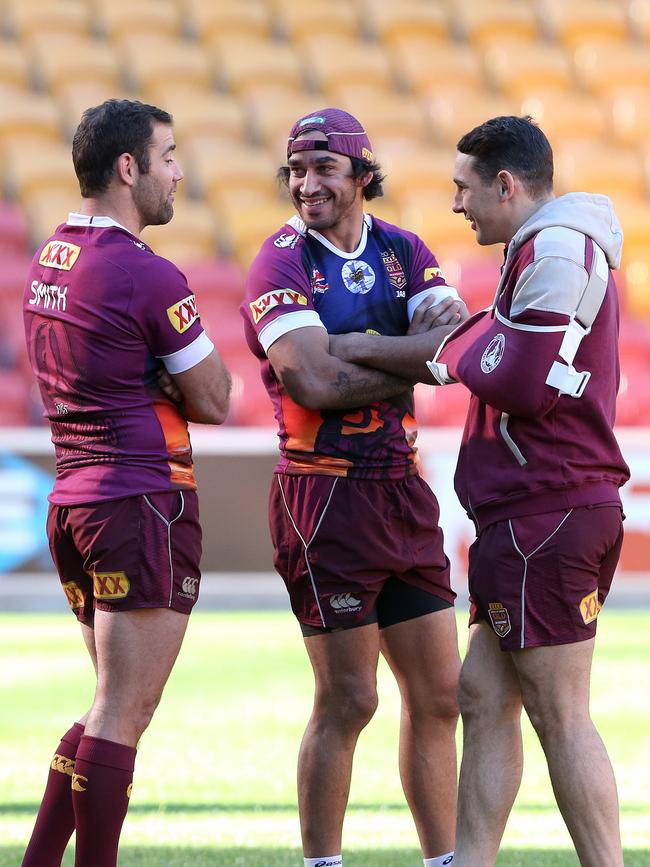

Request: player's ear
left=115, top=153, right=136, bottom=187
left=496, top=170, right=516, bottom=200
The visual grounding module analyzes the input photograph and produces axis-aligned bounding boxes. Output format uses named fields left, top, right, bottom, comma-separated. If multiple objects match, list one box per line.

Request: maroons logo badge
left=481, top=333, right=506, bottom=373
left=488, top=601, right=511, bottom=637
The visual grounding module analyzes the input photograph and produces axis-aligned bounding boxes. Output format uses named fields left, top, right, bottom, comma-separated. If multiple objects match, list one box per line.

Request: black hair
left=456, top=115, right=553, bottom=199
left=72, top=99, right=173, bottom=197
left=277, top=156, right=385, bottom=201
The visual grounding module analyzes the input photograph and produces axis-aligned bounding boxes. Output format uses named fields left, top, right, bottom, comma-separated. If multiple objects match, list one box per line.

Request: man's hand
left=408, top=294, right=468, bottom=335
left=157, top=367, right=184, bottom=404
left=328, top=332, right=358, bottom=363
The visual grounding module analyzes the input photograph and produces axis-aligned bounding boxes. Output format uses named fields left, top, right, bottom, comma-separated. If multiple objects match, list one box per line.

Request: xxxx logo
left=51, top=754, right=75, bottom=777
left=92, top=571, right=130, bottom=600
left=249, top=289, right=307, bottom=324
left=126, top=783, right=133, bottom=799
left=38, top=240, right=81, bottom=271
left=71, top=773, right=88, bottom=792
left=580, top=590, right=601, bottom=625
left=62, top=581, right=85, bottom=610
left=166, top=294, right=198, bottom=333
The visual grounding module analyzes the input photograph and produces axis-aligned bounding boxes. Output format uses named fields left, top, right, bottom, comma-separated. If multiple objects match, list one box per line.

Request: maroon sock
left=71, top=735, right=136, bottom=867
left=22, top=722, right=85, bottom=867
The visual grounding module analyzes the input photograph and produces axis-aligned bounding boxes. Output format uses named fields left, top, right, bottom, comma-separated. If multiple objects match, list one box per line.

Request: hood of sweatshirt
left=509, top=192, right=623, bottom=270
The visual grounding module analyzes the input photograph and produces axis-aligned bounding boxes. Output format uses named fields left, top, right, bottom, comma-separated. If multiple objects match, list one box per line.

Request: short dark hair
left=72, top=99, right=173, bottom=197
left=457, top=115, right=553, bottom=200
left=277, top=157, right=385, bottom=201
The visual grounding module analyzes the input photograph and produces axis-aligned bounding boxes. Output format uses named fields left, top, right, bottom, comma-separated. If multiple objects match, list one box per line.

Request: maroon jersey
left=241, top=213, right=459, bottom=480
left=23, top=214, right=214, bottom=505
left=428, top=193, right=630, bottom=529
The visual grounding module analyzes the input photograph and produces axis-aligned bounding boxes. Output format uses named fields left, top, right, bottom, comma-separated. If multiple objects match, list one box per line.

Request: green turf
left=1, top=611, right=648, bottom=866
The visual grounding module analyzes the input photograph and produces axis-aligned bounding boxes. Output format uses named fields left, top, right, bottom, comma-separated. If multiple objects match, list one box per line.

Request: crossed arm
left=267, top=326, right=413, bottom=409
left=329, top=295, right=468, bottom=385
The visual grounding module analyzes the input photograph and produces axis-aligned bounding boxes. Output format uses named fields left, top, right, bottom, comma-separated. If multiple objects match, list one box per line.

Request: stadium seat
left=616, top=358, right=650, bottom=425
left=222, top=350, right=276, bottom=426
left=414, top=381, right=471, bottom=427
left=182, top=258, right=246, bottom=306
left=0, top=254, right=32, bottom=309
left=425, top=89, right=517, bottom=147
left=22, top=191, right=81, bottom=251
left=609, top=88, right=650, bottom=148
left=628, top=0, right=650, bottom=41
left=620, top=244, right=650, bottom=319
left=0, top=91, right=62, bottom=148
left=365, top=198, right=401, bottom=229
left=455, top=1, right=540, bottom=48
left=380, top=146, right=457, bottom=205
left=554, top=142, right=646, bottom=201
left=189, top=142, right=279, bottom=210
left=3, top=0, right=91, bottom=40
left=55, top=82, right=132, bottom=138
left=139, top=89, right=249, bottom=152
left=391, top=39, right=484, bottom=98
left=518, top=90, right=609, bottom=148
left=118, top=33, right=212, bottom=94
left=244, top=88, right=325, bottom=153
left=399, top=192, right=477, bottom=259
left=0, top=368, right=31, bottom=427
left=210, top=36, right=304, bottom=97
left=140, top=199, right=220, bottom=265
left=4, top=141, right=78, bottom=207
left=219, top=198, right=295, bottom=267
left=454, top=253, right=504, bottom=314
left=0, top=203, right=30, bottom=258
left=364, top=2, right=449, bottom=50
left=93, top=0, right=182, bottom=40
left=481, top=40, right=576, bottom=100
left=299, top=35, right=395, bottom=98
left=541, top=0, right=630, bottom=48
left=274, top=0, right=359, bottom=43
left=185, top=0, right=272, bottom=44
left=572, top=41, right=650, bottom=98
left=26, top=33, right=123, bottom=95
left=328, top=86, right=430, bottom=148
left=0, top=39, right=31, bottom=92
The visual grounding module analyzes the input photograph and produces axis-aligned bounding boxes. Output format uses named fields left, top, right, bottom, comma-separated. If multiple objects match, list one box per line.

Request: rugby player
left=21, top=99, right=231, bottom=867
left=330, top=115, right=630, bottom=867
left=241, top=108, right=467, bottom=867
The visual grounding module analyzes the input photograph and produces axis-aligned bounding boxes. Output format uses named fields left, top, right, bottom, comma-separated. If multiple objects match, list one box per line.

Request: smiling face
left=452, top=151, right=509, bottom=247
left=287, top=131, right=367, bottom=237
left=132, top=121, right=183, bottom=228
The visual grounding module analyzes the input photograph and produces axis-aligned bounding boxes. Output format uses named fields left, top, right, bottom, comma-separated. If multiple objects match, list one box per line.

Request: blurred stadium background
left=1, top=0, right=650, bottom=603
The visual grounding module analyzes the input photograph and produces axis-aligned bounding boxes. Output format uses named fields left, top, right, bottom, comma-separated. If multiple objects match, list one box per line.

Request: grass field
left=0, top=610, right=648, bottom=866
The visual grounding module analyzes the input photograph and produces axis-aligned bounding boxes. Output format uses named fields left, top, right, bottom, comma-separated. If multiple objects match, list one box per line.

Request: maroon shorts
left=269, top=473, right=454, bottom=629
left=47, top=490, right=202, bottom=622
left=468, top=505, right=624, bottom=651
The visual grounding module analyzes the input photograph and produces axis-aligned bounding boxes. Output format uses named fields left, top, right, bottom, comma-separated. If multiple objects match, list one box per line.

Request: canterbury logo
left=126, top=783, right=133, bottom=799
left=181, top=576, right=198, bottom=597
left=71, top=773, right=88, bottom=792
left=330, top=593, right=361, bottom=611
left=51, top=754, right=75, bottom=777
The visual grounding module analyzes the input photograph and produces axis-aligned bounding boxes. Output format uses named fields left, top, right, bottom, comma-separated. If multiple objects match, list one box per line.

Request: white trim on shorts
left=276, top=475, right=339, bottom=627
left=508, top=509, right=573, bottom=649
left=143, top=492, right=186, bottom=608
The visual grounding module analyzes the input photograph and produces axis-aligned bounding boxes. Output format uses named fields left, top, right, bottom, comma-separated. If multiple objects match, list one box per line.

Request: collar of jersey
left=307, top=213, right=371, bottom=259
left=67, top=212, right=133, bottom=236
